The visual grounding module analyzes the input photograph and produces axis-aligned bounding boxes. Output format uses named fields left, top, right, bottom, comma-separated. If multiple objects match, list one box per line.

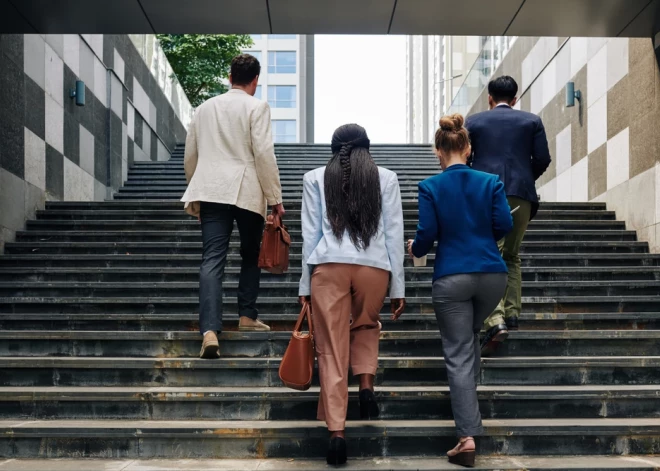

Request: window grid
left=268, top=51, right=296, bottom=74
left=272, top=120, right=297, bottom=143
left=268, top=85, right=296, bottom=109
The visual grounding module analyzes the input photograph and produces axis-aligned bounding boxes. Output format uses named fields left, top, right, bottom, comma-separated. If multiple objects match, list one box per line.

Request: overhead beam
left=0, top=0, right=656, bottom=37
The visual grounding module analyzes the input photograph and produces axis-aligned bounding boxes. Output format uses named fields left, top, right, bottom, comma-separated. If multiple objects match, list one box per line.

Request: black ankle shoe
left=505, top=316, right=519, bottom=331
left=480, top=324, right=509, bottom=357
left=327, top=436, right=347, bottom=466
left=359, top=389, right=380, bottom=420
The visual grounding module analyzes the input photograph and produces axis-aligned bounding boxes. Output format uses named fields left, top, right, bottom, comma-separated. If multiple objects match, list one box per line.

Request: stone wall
left=0, top=34, right=192, bottom=252
left=467, top=37, right=660, bottom=252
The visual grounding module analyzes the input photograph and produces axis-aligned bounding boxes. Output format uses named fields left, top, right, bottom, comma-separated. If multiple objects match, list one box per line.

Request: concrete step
left=5, top=241, right=647, bottom=256
left=113, top=188, right=423, bottom=198
left=2, top=311, right=658, bottom=331
left=118, top=183, right=431, bottom=192
left=1, top=330, right=658, bottom=358
left=1, top=385, right=658, bottom=421
left=15, top=229, right=639, bottom=244
left=165, top=162, right=434, bottom=167
left=125, top=169, right=438, bottom=178
left=0, top=419, right=658, bottom=458
left=21, top=218, right=630, bottom=232
left=3, top=456, right=660, bottom=471
left=2, top=295, right=660, bottom=317
left=2, top=356, right=659, bottom=387
left=1, top=253, right=658, bottom=269
left=32, top=209, right=618, bottom=221
left=1, top=266, right=656, bottom=283
left=125, top=174, right=432, bottom=182
left=45, top=200, right=609, bottom=211
left=2, top=280, right=660, bottom=298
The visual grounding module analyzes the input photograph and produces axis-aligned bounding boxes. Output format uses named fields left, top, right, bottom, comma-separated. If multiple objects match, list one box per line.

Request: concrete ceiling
left=0, top=0, right=657, bottom=37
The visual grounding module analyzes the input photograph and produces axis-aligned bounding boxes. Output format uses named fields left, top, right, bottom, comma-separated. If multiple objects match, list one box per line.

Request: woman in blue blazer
left=408, top=114, right=513, bottom=468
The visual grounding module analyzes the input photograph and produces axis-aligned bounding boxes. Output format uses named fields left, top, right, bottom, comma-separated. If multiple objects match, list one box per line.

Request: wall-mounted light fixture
left=566, top=81, right=582, bottom=108
left=70, top=80, right=85, bottom=107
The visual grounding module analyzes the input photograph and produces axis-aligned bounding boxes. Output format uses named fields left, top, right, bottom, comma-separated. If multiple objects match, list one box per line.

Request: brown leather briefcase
left=279, top=302, right=314, bottom=391
left=258, top=214, right=291, bottom=274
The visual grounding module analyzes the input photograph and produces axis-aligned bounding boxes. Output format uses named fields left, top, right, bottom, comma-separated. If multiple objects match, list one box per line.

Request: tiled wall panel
left=0, top=34, right=191, bottom=252
left=469, top=37, right=660, bottom=252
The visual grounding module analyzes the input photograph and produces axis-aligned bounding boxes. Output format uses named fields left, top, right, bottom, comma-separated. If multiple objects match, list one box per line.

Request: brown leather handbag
left=258, top=214, right=291, bottom=274
left=279, top=302, right=315, bottom=391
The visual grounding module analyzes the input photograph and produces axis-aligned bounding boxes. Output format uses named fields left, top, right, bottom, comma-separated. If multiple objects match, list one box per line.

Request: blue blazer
left=465, top=106, right=552, bottom=219
left=411, top=165, right=513, bottom=282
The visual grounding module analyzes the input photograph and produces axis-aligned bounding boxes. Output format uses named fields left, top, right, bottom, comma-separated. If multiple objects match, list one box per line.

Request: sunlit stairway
left=0, top=143, right=659, bottom=470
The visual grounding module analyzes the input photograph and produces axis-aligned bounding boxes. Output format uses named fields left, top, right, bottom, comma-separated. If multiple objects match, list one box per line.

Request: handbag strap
left=293, top=302, right=313, bottom=337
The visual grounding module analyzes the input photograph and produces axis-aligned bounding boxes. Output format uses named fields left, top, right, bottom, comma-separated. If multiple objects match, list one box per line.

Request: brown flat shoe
left=200, top=331, right=220, bottom=359
left=238, top=317, right=271, bottom=332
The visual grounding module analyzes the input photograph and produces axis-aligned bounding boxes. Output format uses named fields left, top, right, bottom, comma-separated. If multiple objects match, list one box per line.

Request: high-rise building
left=406, top=36, right=486, bottom=144
left=243, top=35, right=315, bottom=143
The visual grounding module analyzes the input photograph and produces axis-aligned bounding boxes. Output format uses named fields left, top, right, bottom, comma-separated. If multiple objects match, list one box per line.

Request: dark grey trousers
left=432, top=273, right=507, bottom=437
left=199, top=202, right=264, bottom=335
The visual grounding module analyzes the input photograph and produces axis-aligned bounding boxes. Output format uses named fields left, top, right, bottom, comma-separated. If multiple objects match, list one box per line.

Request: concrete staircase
left=1, top=143, right=659, bottom=470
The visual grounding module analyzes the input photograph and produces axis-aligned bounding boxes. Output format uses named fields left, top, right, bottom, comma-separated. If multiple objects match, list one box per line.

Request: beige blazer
left=181, top=88, right=283, bottom=218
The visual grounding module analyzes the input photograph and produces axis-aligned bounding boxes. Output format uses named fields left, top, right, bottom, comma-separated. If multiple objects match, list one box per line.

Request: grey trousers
left=432, top=273, right=507, bottom=437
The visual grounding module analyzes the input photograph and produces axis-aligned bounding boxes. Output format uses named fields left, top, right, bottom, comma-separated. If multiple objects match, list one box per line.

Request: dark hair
left=435, top=114, right=470, bottom=156
left=230, top=54, right=261, bottom=85
left=488, top=75, right=518, bottom=104
left=324, top=124, right=381, bottom=250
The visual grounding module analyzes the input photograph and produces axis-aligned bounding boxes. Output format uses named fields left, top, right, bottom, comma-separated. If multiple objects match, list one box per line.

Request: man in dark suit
left=465, top=76, right=552, bottom=356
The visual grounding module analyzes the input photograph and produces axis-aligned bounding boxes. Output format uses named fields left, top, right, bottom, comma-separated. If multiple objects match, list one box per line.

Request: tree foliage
left=156, top=34, right=253, bottom=108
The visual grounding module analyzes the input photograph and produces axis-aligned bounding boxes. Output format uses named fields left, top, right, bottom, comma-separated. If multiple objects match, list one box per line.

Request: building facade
left=449, top=35, right=660, bottom=253
left=406, top=35, right=486, bottom=143
left=0, top=34, right=192, bottom=252
left=243, top=35, right=314, bottom=143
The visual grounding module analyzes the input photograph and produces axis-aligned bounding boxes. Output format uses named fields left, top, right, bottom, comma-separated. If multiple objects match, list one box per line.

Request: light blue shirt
left=299, top=166, right=406, bottom=299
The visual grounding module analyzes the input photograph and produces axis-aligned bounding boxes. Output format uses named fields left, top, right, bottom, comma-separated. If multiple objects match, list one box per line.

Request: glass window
left=268, top=85, right=296, bottom=108
left=269, top=34, right=296, bottom=39
left=268, top=51, right=296, bottom=74
left=245, top=51, right=262, bottom=62
left=272, top=120, right=297, bottom=143
left=250, top=34, right=262, bottom=40
left=254, top=85, right=262, bottom=100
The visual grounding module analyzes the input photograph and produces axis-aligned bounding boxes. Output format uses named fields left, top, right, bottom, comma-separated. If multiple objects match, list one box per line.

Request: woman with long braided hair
left=299, top=124, right=406, bottom=465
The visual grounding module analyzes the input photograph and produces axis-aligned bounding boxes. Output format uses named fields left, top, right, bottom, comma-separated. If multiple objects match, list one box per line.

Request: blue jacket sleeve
left=412, top=181, right=438, bottom=258
left=382, top=174, right=405, bottom=299
left=299, top=173, right=323, bottom=297
left=492, top=178, right=513, bottom=241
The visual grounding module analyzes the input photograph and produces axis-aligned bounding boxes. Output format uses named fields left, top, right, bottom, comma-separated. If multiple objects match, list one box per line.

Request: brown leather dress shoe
left=238, top=317, right=271, bottom=331
left=200, top=331, right=220, bottom=359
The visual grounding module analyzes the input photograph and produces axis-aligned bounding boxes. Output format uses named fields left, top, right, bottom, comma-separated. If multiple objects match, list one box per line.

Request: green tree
left=156, top=34, right=254, bottom=108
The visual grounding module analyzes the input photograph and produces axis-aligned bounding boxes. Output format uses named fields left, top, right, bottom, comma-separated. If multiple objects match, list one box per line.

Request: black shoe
left=327, top=436, right=347, bottom=466
left=359, top=389, right=380, bottom=420
left=480, top=324, right=509, bottom=357
left=505, top=317, right=519, bottom=331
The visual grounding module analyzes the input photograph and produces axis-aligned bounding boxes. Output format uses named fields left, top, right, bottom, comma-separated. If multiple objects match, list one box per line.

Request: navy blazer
left=411, top=164, right=513, bottom=282
left=465, top=106, right=552, bottom=219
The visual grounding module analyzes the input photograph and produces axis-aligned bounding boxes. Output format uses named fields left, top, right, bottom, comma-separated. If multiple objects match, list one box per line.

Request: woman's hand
left=299, top=296, right=311, bottom=306
left=390, top=298, right=406, bottom=320
left=407, top=239, right=415, bottom=258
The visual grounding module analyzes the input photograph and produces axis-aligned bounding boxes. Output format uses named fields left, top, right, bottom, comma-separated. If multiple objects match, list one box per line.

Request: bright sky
left=314, top=35, right=407, bottom=144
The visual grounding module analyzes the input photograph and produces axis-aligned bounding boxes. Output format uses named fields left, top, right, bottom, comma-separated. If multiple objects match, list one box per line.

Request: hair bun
left=439, top=114, right=464, bottom=132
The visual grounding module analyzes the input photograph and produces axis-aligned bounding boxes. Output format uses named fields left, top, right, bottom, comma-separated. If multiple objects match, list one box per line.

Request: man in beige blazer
left=181, top=54, right=285, bottom=359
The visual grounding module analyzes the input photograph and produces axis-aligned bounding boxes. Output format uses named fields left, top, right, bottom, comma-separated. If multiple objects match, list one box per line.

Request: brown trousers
left=311, top=263, right=389, bottom=431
